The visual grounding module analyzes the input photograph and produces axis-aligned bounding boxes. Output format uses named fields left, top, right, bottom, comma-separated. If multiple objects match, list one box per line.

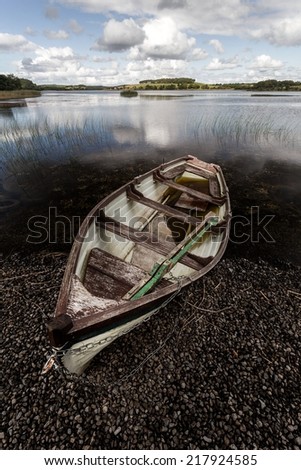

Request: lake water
left=1, top=90, right=301, bottom=166
left=1, top=90, right=301, bottom=264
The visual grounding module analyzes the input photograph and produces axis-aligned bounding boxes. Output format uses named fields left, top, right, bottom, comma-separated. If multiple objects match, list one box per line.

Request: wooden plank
left=89, top=248, right=146, bottom=285
left=153, top=169, right=226, bottom=205
left=85, top=265, right=130, bottom=299
left=83, top=248, right=146, bottom=299
left=47, top=314, right=73, bottom=347
left=126, top=184, right=202, bottom=225
left=160, top=162, right=220, bottom=199
left=174, top=193, right=208, bottom=212
left=84, top=248, right=172, bottom=299
left=185, top=163, right=221, bottom=198
left=123, top=211, right=217, bottom=299
left=97, top=214, right=209, bottom=271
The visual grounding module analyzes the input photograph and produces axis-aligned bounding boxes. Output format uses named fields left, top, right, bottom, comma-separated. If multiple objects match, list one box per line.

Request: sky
left=0, top=0, right=300, bottom=86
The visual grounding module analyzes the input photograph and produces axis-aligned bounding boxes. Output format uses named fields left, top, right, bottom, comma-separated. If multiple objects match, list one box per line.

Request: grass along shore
left=0, top=89, right=41, bottom=100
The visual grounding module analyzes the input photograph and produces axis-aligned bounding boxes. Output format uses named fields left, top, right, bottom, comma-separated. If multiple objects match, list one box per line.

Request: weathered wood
left=185, top=163, right=221, bottom=198
left=163, top=162, right=220, bottom=198
left=122, top=211, right=217, bottom=300
left=48, top=314, right=73, bottom=346
left=47, top=155, right=231, bottom=370
left=97, top=213, right=209, bottom=271
left=159, top=158, right=221, bottom=198
left=153, top=169, right=226, bottom=205
left=126, top=184, right=202, bottom=225
left=84, top=248, right=172, bottom=300
left=174, top=193, right=208, bottom=212
left=84, top=248, right=146, bottom=299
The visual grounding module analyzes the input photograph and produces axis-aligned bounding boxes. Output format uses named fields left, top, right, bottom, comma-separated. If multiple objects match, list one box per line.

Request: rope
left=42, top=275, right=187, bottom=388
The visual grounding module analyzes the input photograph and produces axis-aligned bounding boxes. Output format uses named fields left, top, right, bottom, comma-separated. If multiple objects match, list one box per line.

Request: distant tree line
left=251, top=80, right=301, bottom=91
left=138, top=82, right=200, bottom=90
left=1, top=74, right=300, bottom=92
left=137, top=78, right=300, bottom=91
left=139, top=77, right=195, bottom=84
left=212, top=80, right=301, bottom=91
left=0, top=74, right=37, bottom=90
left=137, top=78, right=199, bottom=90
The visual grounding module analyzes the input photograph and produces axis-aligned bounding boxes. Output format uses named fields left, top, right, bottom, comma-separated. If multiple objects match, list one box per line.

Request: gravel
left=2, top=251, right=301, bottom=450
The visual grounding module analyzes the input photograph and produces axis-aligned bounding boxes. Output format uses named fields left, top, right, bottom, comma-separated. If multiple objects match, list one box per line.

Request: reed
left=0, top=90, right=41, bottom=100
left=191, top=110, right=298, bottom=150
left=1, top=109, right=299, bottom=186
left=0, top=117, right=109, bottom=176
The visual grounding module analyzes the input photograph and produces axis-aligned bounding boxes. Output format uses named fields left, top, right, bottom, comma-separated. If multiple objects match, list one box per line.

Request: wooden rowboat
left=47, top=155, right=231, bottom=375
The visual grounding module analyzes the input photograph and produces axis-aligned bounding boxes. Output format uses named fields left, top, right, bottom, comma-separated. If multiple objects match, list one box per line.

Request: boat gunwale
left=52, top=155, right=231, bottom=347
left=60, top=228, right=230, bottom=347
left=54, top=155, right=196, bottom=318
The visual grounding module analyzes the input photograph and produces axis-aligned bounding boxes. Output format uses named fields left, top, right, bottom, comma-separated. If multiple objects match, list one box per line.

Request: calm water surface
left=1, top=90, right=300, bottom=263
left=1, top=90, right=301, bottom=165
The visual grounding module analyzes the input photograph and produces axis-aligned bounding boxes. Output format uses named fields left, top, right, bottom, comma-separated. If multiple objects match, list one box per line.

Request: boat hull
left=48, top=155, right=231, bottom=375
left=62, top=304, right=163, bottom=375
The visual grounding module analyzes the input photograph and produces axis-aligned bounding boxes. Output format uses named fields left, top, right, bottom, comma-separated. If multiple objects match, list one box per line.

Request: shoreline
left=2, top=249, right=301, bottom=450
left=2, top=155, right=300, bottom=266
left=0, top=90, right=41, bottom=101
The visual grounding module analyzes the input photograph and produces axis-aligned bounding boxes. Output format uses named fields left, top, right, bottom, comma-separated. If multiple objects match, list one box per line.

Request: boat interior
left=73, top=157, right=229, bottom=308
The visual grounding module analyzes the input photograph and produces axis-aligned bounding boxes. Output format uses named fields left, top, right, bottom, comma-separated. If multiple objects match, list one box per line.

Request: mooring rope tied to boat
left=41, top=275, right=187, bottom=381
left=44, top=156, right=231, bottom=376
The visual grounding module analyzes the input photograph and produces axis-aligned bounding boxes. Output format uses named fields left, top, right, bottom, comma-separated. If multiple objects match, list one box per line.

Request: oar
left=123, top=212, right=218, bottom=300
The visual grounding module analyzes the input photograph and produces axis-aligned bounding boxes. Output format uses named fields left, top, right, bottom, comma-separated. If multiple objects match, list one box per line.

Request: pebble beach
left=2, top=250, right=300, bottom=450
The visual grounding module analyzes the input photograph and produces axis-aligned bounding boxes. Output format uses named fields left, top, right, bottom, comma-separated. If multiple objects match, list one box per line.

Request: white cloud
left=206, top=57, right=239, bottom=70
left=57, top=0, right=301, bottom=44
left=19, top=47, right=87, bottom=83
left=93, top=18, right=145, bottom=52
left=245, top=69, right=285, bottom=82
left=126, top=58, right=188, bottom=80
left=24, top=27, right=36, bottom=36
left=17, top=45, right=117, bottom=85
left=19, top=46, right=76, bottom=74
left=57, top=0, right=250, bottom=35
left=44, top=30, right=69, bottom=40
left=209, top=39, right=224, bottom=54
left=128, top=17, right=206, bottom=61
left=57, top=0, right=250, bottom=32
left=45, top=6, right=59, bottom=20
left=140, top=17, right=195, bottom=59
left=68, top=19, right=83, bottom=34
left=0, top=33, right=36, bottom=52
left=38, top=46, right=76, bottom=60
left=251, top=17, right=301, bottom=46
left=3, top=0, right=299, bottom=86
left=189, top=48, right=208, bottom=61
left=251, top=54, right=283, bottom=70
left=57, top=0, right=152, bottom=14
left=93, top=16, right=205, bottom=61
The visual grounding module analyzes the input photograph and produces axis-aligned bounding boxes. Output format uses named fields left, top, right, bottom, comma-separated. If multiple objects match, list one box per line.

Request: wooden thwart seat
left=126, top=184, right=202, bottom=225
left=123, top=210, right=218, bottom=300
left=153, top=169, right=226, bottom=206
left=161, top=162, right=220, bottom=198
left=97, top=212, right=212, bottom=271
left=84, top=248, right=171, bottom=299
